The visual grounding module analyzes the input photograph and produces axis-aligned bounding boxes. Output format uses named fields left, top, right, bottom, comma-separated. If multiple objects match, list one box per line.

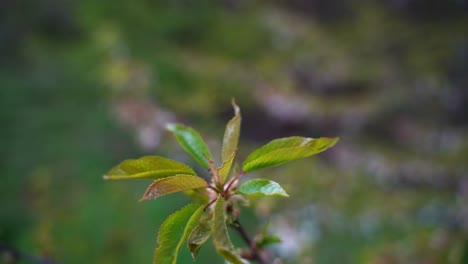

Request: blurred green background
left=1, top=0, right=468, bottom=263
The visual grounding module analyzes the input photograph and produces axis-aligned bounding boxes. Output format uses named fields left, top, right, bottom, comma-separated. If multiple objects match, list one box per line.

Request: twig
left=230, top=219, right=269, bottom=264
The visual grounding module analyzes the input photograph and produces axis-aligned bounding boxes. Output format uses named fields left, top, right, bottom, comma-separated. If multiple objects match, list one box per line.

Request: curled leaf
left=167, top=123, right=213, bottom=168
left=140, top=175, right=207, bottom=201
left=103, top=156, right=195, bottom=180
left=187, top=216, right=212, bottom=260
left=222, top=99, right=241, bottom=162
left=242, top=136, right=339, bottom=172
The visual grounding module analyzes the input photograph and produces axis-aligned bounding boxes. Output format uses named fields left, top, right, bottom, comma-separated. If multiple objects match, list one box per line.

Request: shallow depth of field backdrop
left=1, top=1, right=468, bottom=263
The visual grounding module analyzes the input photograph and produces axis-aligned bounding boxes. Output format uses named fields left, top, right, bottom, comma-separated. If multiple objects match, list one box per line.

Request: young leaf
left=103, top=156, right=196, bottom=180
left=140, top=175, right=207, bottom=201
left=256, top=222, right=282, bottom=249
left=242, top=136, right=339, bottom=172
left=217, top=149, right=236, bottom=184
left=166, top=123, right=213, bottom=168
left=256, top=234, right=282, bottom=249
left=187, top=216, right=212, bottom=260
left=212, top=196, right=246, bottom=264
left=154, top=204, right=204, bottom=264
left=222, top=100, right=241, bottom=162
left=238, top=179, right=289, bottom=197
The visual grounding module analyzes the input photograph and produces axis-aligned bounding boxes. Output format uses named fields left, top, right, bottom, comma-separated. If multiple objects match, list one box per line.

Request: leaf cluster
left=104, top=100, right=338, bottom=263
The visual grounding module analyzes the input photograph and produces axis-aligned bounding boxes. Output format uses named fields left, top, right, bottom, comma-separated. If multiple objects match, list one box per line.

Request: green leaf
left=222, top=99, right=241, bottom=162
left=256, top=222, right=281, bottom=249
left=212, top=196, right=246, bottom=264
left=256, top=234, right=282, bottom=249
left=140, top=175, right=207, bottom=201
left=242, top=136, right=339, bottom=172
left=166, top=123, right=213, bottom=168
left=217, top=149, right=236, bottom=184
left=154, top=204, right=204, bottom=264
left=238, top=179, right=289, bottom=197
left=103, top=156, right=196, bottom=180
left=187, top=215, right=212, bottom=260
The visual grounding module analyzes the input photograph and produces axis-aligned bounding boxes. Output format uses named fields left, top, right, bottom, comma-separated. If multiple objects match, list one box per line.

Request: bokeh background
left=1, top=1, right=468, bottom=263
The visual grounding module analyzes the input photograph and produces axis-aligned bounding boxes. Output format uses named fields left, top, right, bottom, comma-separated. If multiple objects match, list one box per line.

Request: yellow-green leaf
left=212, top=196, right=245, bottom=264
left=187, top=215, right=212, bottom=260
left=183, top=189, right=210, bottom=204
left=140, top=175, right=207, bottom=201
left=154, top=204, right=204, bottom=264
left=217, top=149, right=236, bottom=184
left=222, top=99, right=241, bottom=162
left=238, top=179, right=289, bottom=197
left=242, top=136, right=339, bottom=172
left=166, top=123, right=213, bottom=168
left=103, top=156, right=196, bottom=180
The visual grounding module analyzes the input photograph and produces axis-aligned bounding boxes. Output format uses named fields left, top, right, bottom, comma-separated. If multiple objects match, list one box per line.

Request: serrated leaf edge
left=140, top=175, right=208, bottom=201
left=103, top=156, right=196, bottom=180
left=242, top=137, right=339, bottom=172
left=153, top=204, right=203, bottom=264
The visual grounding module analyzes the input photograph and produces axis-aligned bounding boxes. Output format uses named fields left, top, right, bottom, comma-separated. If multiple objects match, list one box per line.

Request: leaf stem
left=207, top=185, right=219, bottom=193
left=225, top=171, right=245, bottom=193
left=203, top=198, right=217, bottom=211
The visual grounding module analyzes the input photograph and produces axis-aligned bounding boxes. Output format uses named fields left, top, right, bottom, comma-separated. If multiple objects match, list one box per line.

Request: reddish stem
left=225, top=171, right=245, bottom=193
left=203, top=198, right=217, bottom=211
left=208, top=185, right=219, bottom=193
